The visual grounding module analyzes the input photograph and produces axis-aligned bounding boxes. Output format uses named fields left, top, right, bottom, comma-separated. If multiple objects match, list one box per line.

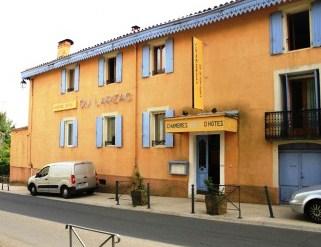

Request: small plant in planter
left=130, top=167, right=147, bottom=206
left=204, top=178, right=227, bottom=215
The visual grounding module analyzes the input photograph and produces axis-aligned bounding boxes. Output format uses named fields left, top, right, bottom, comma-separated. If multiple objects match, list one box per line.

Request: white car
left=27, top=161, right=98, bottom=198
left=289, top=185, right=321, bottom=224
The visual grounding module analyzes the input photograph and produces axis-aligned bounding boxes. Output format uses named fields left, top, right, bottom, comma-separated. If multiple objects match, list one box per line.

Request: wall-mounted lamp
left=20, top=79, right=27, bottom=88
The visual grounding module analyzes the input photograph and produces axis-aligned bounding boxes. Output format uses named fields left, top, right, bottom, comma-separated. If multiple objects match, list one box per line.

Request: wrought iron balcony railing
left=265, top=109, right=321, bottom=140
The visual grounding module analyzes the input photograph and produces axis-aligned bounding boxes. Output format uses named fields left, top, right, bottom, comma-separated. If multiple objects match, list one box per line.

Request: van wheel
left=307, top=200, right=321, bottom=224
left=87, top=189, right=95, bottom=195
left=29, top=184, right=37, bottom=196
left=61, top=186, right=70, bottom=199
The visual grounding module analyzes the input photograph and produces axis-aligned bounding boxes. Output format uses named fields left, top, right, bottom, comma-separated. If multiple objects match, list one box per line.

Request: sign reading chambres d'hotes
left=165, top=115, right=237, bottom=133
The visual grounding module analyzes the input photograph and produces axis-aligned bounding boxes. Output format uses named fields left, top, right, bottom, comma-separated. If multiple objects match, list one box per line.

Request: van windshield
left=75, top=163, right=95, bottom=176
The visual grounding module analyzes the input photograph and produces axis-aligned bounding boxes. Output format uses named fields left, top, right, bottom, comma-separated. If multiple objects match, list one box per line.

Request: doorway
left=196, top=135, right=220, bottom=192
left=279, top=143, right=321, bottom=203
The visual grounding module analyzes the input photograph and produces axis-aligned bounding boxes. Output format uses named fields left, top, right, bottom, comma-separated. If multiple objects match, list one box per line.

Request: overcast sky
left=0, top=0, right=225, bottom=127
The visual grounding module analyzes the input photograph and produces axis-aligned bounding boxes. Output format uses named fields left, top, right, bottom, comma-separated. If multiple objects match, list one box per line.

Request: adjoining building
left=10, top=0, right=321, bottom=203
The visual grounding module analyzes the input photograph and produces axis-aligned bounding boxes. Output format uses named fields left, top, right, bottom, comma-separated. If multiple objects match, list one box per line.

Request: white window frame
left=280, top=1, right=312, bottom=52
left=148, top=38, right=167, bottom=76
left=104, top=51, right=118, bottom=85
left=66, top=64, right=76, bottom=92
left=147, top=106, right=169, bottom=148
left=102, top=112, right=118, bottom=147
left=274, top=64, right=321, bottom=111
left=63, top=118, right=76, bottom=148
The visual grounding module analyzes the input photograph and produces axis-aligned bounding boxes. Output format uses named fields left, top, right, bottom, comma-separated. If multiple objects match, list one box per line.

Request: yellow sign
left=192, top=37, right=204, bottom=110
left=53, top=101, right=77, bottom=112
left=165, top=114, right=237, bottom=133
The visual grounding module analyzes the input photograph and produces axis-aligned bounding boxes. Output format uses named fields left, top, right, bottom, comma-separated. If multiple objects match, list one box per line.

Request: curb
left=1, top=188, right=321, bottom=234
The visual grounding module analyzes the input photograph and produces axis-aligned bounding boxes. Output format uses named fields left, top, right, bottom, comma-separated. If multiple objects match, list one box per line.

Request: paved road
left=0, top=192, right=320, bottom=247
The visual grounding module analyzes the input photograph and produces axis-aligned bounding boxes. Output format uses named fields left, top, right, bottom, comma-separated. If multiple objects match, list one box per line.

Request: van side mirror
left=35, top=173, right=40, bottom=178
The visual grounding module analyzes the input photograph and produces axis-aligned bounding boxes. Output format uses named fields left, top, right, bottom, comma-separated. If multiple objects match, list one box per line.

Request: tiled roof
left=21, top=0, right=288, bottom=79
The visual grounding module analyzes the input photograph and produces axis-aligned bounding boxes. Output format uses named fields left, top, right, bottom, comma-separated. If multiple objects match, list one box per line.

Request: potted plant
left=130, top=167, right=147, bottom=206
left=204, top=178, right=227, bottom=215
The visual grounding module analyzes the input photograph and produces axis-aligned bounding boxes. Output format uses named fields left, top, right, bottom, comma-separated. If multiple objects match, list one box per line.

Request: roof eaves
left=21, top=0, right=286, bottom=79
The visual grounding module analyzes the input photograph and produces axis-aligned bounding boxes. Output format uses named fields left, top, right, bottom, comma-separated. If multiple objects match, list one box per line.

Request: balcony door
left=282, top=70, right=319, bottom=112
left=281, top=70, right=320, bottom=136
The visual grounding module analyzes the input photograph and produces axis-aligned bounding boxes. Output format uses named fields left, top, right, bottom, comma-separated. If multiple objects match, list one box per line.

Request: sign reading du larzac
left=192, top=37, right=204, bottom=110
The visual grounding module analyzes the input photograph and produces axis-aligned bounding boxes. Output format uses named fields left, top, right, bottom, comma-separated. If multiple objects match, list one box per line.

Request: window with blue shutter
left=96, top=116, right=103, bottom=148
left=59, top=120, right=65, bottom=147
left=142, top=46, right=150, bottom=78
left=165, top=108, right=174, bottom=147
left=142, top=112, right=150, bottom=147
left=98, top=57, right=105, bottom=87
left=74, top=64, right=80, bottom=91
left=115, top=115, right=122, bottom=147
left=270, top=11, right=283, bottom=55
left=165, top=38, right=174, bottom=73
left=61, top=69, right=67, bottom=94
left=116, top=53, right=122, bottom=83
left=72, top=120, right=78, bottom=147
left=312, top=0, right=321, bottom=47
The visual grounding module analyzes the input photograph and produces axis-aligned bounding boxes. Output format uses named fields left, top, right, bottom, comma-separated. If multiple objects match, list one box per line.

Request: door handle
left=84, top=176, right=87, bottom=179
left=45, top=178, right=48, bottom=181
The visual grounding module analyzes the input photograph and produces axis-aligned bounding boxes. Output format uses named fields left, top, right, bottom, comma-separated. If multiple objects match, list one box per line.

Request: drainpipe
left=134, top=44, right=138, bottom=169
left=28, top=79, right=34, bottom=176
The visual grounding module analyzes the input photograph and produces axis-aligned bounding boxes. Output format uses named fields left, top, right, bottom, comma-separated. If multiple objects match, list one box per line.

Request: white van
left=27, top=161, right=98, bottom=198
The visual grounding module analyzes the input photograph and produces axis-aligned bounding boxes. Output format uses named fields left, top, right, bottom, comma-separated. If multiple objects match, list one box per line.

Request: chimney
left=57, top=39, right=74, bottom=58
left=131, top=25, right=140, bottom=33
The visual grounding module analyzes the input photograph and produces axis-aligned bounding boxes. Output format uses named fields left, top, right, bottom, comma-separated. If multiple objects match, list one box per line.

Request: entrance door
left=196, top=136, right=208, bottom=191
left=196, top=135, right=220, bottom=191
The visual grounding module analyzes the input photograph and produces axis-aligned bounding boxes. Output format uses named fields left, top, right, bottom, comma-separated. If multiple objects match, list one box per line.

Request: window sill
left=284, top=46, right=313, bottom=54
left=106, top=80, right=116, bottom=85
left=104, top=145, right=116, bottom=148
left=65, top=145, right=76, bottom=148
left=151, top=145, right=167, bottom=149
left=152, top=70, right=165, bottom=76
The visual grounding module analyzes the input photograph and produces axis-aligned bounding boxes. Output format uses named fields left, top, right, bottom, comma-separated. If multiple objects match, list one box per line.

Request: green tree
left=0, top=112, right=14, bottom=175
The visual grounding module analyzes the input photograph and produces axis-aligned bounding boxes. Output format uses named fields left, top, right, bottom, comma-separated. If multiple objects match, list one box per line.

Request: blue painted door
left=301, top=153, right=321, bottom=187
left=197, top=135, right=208, bottom=191
left=279, top=152, right=300, bottom=203
left=279, top=150, right=321, bottom=203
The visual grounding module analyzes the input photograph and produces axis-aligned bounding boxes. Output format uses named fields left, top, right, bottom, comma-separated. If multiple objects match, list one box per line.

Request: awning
left=165, top=113, right=238, bottom=133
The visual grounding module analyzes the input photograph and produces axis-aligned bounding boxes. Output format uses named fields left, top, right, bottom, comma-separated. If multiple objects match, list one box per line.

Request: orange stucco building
left=11, top=0, right=321, bottom=203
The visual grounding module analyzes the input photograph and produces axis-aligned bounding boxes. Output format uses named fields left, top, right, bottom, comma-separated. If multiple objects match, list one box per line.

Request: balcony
left=265, top=109, right=321, bottom=140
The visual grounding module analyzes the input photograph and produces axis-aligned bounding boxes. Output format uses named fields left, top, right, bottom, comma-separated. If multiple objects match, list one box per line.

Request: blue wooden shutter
left=98, top=57, right=105, bottom=86
left=165, top=38, right=174, bottom=73
left=312, top=1, right=321, bottom=47
left=115, top=115, right=122, bottom=147
left=165, top=109, right=174, bottom=147
left=96, top=116, right=103, bottom=148
left=142, top=112, right=150, bottom=147
left=74, top=64, right=80, bottom=91
left=116, top=52, right=122, bottom=83
left=270, top=11, right=283, bottom=55
left=72, top=120, right=78, bottom=147
left=61, top=69, right=67, bottom=94
left=285, top=74, right=290, bottom=111
left=142, top=46, right=150, bottom=78
left=314, top=69, right=320, bottom=108
left=59, top=120, right=65, bottom=147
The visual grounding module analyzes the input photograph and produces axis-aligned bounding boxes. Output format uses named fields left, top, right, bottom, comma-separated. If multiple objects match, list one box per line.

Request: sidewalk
left=2, top=185, right=320, bottom=233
